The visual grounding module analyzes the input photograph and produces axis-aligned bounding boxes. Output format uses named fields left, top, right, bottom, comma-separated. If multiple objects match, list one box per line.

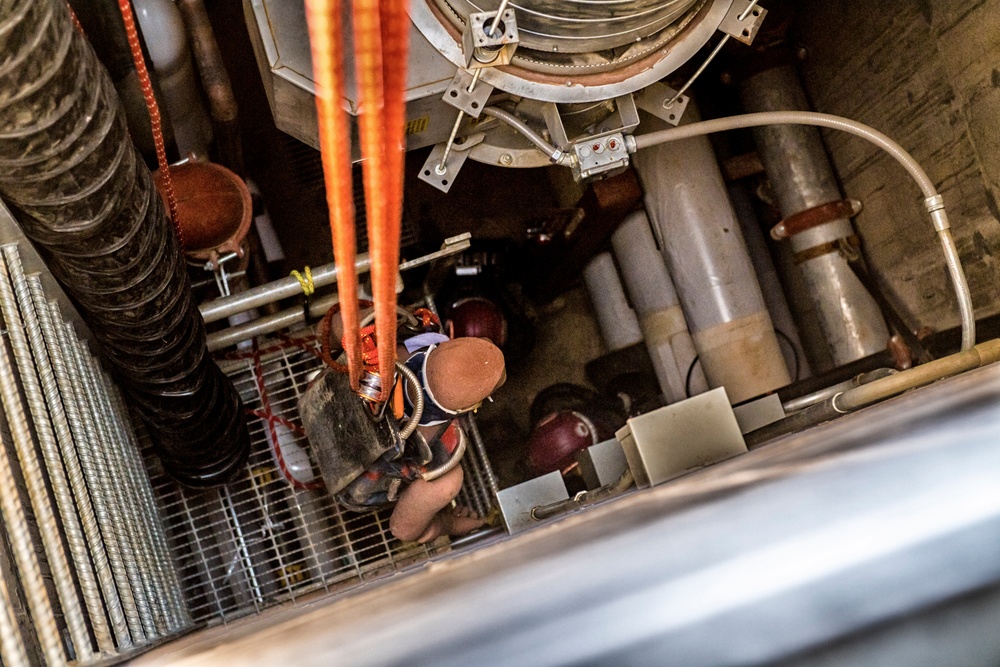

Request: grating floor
left=142, top=330, right=498, bottom=626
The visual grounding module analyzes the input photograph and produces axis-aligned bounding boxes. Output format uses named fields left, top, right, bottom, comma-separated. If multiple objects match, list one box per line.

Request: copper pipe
left=177, top=0, right=243, bottom=174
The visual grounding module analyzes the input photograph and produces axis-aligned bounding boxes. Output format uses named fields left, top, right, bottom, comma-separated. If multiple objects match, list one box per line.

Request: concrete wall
left=795, top=0, right=1000, bottom=335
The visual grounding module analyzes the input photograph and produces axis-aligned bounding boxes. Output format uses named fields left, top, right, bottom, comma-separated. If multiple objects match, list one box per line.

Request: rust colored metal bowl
left=154, top=160, right=252, bottom=265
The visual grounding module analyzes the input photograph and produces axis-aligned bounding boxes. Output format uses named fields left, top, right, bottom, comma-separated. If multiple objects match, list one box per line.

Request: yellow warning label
left=405, top=116, right=430, bottom=136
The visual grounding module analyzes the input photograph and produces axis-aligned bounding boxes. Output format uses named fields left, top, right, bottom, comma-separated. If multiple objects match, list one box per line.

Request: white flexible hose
left=630, top=110, right=976, bottom=351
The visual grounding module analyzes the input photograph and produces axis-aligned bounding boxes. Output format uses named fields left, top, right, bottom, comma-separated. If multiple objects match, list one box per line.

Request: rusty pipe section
left=177, top=0, right=242, bottom=173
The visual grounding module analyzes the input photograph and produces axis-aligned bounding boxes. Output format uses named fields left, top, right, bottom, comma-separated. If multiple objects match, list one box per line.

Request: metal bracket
left=496, top=471, right=569, bottom=534
left=443, top=69, right=494, bottom=118
left=462, top=9, right=519, bottom=69
left=417, top=133, right=486, bottom=193
left=634, top=82, right=690, bottom=126
left=542, top=95, right=640, bottom=150
left=719, top=0, right=767, bottom=45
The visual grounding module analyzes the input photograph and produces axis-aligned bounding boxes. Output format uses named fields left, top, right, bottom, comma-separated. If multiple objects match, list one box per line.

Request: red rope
left=250, top=340, right=324, bottom=491
left=117, top=0, right=184, bottom=248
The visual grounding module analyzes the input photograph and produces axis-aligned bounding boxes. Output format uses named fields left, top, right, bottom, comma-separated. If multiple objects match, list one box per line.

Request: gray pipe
left=632, top=106, right=790, bottom=404
left=739, top=66, right=890, bottom=370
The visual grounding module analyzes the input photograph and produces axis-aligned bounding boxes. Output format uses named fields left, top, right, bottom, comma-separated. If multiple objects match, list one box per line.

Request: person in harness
left=300, top=306, right=505, bottom=544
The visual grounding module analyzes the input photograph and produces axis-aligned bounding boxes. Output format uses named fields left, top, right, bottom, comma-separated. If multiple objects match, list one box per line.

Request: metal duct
left=0, top=0, right=249, bottom=486
left=429, top=0, right=703, bottom=54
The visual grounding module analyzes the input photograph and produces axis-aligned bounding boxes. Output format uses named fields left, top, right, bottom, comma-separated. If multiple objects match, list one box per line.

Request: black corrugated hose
left=0, top=0, right=249, bottom=486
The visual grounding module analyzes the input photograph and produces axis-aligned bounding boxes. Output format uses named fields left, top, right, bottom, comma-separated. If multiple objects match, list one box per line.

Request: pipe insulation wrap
left=630, top=109, right=976, bottom=353
left=632, top=107, right=790, bottom=403
left=582, top=252, right=643, bottom=352
left=0, top=0, right=249, bottom=486
left=611, top=210, right=705, bottom=402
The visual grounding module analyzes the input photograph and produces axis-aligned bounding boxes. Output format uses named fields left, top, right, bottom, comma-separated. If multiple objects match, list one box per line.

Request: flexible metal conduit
left=629, top=111, right=976, bottom=352
left=0, top=0, right=248, bottom=486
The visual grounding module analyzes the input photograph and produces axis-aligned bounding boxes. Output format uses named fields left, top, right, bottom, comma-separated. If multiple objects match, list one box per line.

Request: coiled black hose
left=0, top=0, right=248, bottom=486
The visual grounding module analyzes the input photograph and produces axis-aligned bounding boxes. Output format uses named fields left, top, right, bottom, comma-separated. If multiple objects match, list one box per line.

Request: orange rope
left=117, top=0, right=184, bottom=248
left=305, top=0, right=409, bottom=401
left=305, top=0, right=364, bottom=390
left=351, top=0, right=408, bottom=401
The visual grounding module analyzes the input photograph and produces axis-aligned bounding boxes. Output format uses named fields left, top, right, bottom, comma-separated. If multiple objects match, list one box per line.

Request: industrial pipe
left=582, top=253, right=644, bottom=352
left=177, top=0, right=242, bottom=173
left=611, top=210, right=706, bottom=402
left=741, top=66, right=889, bottom=370
left=632, top=106, right=791, bottom=404
left=629, top=111, right=976, bottom=354
left=0, top=0, right=248, bottom=486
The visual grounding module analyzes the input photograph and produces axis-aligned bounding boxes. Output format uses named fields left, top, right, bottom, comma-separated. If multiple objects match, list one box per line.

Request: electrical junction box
left=616, top=387, right=747, bottom=488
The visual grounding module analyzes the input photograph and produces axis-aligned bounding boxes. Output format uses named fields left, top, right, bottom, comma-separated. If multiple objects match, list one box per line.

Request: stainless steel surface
left=153, top=330, right=498, bottom=627
left=633, top=82, right=689, bottom=126
left=201, top=234, right=472, bottom=325
left=731, top=393, right=785, bottom=433
left=496, top=471, right=569, bottom=534
left=3, top=249, right=114, bottom=655
left=0, top=250, right=92, bottom=660
left=741, top=65, right=890, bottom=370
left=410, top=0, right=734, bottom=103
left=577, top=439, right=629, bottom=490
left=717, top=0, right=766, bottom=44
left=437, top=0, right=701, bottom=53
left=134, top=361, right=1000, bottom=667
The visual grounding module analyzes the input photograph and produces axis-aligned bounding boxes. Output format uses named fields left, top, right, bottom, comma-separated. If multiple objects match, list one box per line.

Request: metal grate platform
left=144, top=330, right=498, bottom=626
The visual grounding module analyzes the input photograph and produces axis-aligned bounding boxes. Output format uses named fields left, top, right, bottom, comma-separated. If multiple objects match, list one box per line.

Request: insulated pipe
left=740, top=66, right=889, bottom=370
left=611, top=210, right=706, bottom=402
left=629, top=111, right=976, bottom=355
left=0, top=0, right=248, bottom=486
left=632, top=108, right=791, bottom=404
left=582, top=252, right=644, bottom=352
left=134, top=0, right=212, bottom=158
left=727, top=183, right=810, bottom=380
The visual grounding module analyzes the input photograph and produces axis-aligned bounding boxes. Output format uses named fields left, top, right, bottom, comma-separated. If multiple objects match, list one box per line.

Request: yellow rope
left=290, top=266, right=315, bottom=297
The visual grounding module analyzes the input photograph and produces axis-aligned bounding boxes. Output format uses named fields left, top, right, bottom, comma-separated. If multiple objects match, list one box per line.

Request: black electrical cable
left=774, top=329, right=801, bottom=382
left=685, top=355, right=701, bottom=399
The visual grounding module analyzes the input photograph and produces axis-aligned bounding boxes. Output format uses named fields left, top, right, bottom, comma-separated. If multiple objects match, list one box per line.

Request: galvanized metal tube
left=0, top=338, right=65, bottom=665
left=0, top=253, right=93, bottom=660
left=199, top=233, right=471, bottom=325
left=740, top=66, right=890, bottom=369
left=106, top=384, right=189, bottom=630
left=0, top=562, right=28, bottom=667
left=94, top=368, right=181, bottom=634
left=47, top=306, right=132, bottom=649
left=36, top=294, right=132, bottom=649
left=87, top=364, right=168, bottom=638
left=461, top=414, right=499, bottom=501
left=76, top=350, right=158, bottom=641
left=4, top=249, right=115, bottom=655
left=59, top=322, right=146, bottom=644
